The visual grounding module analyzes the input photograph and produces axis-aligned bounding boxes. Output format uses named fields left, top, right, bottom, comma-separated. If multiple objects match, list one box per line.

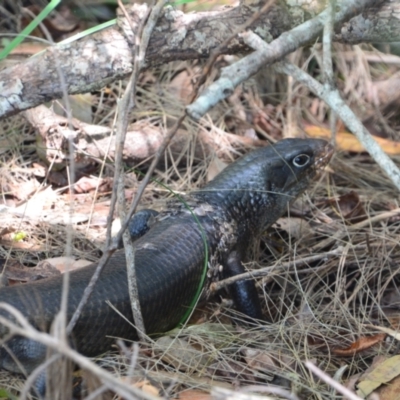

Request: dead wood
left=25, top=104, right=264, bottom=168
left=0, top=0, right=397, bottom=120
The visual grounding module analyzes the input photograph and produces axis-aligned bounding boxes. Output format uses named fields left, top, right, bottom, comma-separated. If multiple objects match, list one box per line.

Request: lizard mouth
left=314, top=141, right=334, bottom=172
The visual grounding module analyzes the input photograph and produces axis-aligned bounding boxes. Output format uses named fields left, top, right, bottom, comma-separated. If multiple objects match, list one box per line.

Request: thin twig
left=67, top=2, right=157, bottom=334
left=192, top=0, right=275, bottom=96
left=210, top=248, right=343, bottom=292
left=115, top=0, right=279, bottom=307
left=277, top=60, right=400, bottom=189
left=242, top=385, right=300, bottom=400
left=79, top=0, right=279, bottom=260
left=0, top=304, right=158, bottom=400
left=116, top=0, right=167, bottom=342
left=20, top=9, right=77, bottom=381
left=240, top=30, right=400, bottom=190
left=20, top=353, right=60, bottom=400
left=187, top=0, right=377, bottom=120
left=305, top=361, right=363, bottom=400
left=322, top=1, right=335, bottom=87
left=18, top=7, right=76, bottom=349
left=322, top=1, right=338, bottom=141
left=310, top=208, right=400, bottom=251
left=67, top=0, right=289, bottom=335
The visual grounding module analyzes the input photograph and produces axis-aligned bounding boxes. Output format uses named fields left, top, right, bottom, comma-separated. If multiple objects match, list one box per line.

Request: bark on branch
left=0, top=0, right=396, bottom=120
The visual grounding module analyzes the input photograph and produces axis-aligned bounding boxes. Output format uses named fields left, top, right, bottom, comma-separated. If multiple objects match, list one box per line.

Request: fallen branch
left=186, top=0, right=380, bottom=120
left=0, top=0, right=394, bottom=120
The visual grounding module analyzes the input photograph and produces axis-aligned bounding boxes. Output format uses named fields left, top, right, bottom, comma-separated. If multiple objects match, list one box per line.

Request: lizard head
left=196, top=138, right=333, bottom=234
left=262, top=138, right=333, bottom=197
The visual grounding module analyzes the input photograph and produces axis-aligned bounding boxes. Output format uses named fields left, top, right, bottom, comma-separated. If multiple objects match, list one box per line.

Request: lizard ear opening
left=292, top=153, right=311, bottom=168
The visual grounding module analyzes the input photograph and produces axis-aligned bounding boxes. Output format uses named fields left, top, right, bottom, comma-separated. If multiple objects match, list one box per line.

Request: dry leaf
left=54, top=94, right=93, bottom=124
left=133, top=380, right=160, bottom=397
left=1, top=260, right=61, bottom=284
left=178, top=389, right=211, bottom=400
left=207, top=157, right=227, bottom=182
left=356, top=355, right=400, bottom=397
left=43, top=257, right=92, bottom=273
left=374, top=373, right=400, bottom=400
left=168, top=70, right=194, bottom=104
left=304, top=125, right=400, bottom=155
left=276, top=217, right=313, bottom=240
left=332, top=333, right=386, bottom=356
left=330, top=191, right=367, bottom=224
left=243, top=348, right=278, bottom=373
left=74, top=176, right=112, bottom=194
left=152, top=336, right=211, bottom=372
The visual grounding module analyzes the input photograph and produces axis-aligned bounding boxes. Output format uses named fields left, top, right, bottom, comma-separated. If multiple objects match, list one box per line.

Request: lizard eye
left=292, top=154, right=310, bottom=167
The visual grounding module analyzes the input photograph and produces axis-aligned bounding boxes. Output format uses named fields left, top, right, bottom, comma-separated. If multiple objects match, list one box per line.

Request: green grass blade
left=0, top=0, right=61, bottom=60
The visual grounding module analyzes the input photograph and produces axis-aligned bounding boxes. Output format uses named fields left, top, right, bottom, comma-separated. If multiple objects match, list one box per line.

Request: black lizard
left=0, top=138, right=333, bottom=378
